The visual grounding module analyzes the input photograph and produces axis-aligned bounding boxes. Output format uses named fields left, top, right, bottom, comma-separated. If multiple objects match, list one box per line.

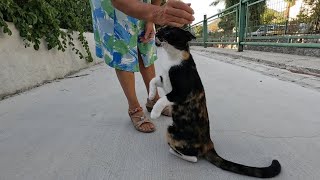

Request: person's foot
left=146, top=98, right=172, bottom=117
left=128, top=107, right=155, bottom=133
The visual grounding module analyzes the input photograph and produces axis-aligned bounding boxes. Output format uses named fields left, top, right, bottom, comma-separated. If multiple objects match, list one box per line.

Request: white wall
left=0, top=23, right=102, bottom=99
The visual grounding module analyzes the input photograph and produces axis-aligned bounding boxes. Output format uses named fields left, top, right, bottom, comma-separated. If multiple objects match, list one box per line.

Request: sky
left=267, top=0, right=303, bottom=18
left=184, top=0, right=304, bottom=25
left=182, top=0, right=225, bottom=24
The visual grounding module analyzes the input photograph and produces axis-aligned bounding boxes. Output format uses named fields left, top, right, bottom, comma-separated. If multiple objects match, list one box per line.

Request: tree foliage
left=194, top=25, right=203, bottom=37
left=210, top=0, right=266, bottom=34
left=261, top=8, right=286, bottom=25
left=0, top=0, right=93, bottom=62
left=297, top=0, right=320, bottom=33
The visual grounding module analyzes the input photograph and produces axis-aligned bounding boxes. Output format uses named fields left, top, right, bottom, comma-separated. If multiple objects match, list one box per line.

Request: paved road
left=1, top=48, right=320, bottom=180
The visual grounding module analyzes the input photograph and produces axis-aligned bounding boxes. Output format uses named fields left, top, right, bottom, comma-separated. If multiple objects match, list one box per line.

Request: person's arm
left=138, top=0, right=161, bottom=42
left=111, top=0, right=157, bottom=22
left=111, top=0, right=194, bottom=27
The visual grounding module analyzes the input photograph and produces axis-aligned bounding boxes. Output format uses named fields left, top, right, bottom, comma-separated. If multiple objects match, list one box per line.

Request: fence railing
left=188, top=0, right=320, bottom=51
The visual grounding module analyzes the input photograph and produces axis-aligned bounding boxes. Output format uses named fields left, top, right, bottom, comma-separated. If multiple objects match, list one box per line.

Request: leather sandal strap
left=128, top=107, right=143, bottom=115
left=129, top=110, right=155, bottom=132
left=133, top=116, right=152, bottom=128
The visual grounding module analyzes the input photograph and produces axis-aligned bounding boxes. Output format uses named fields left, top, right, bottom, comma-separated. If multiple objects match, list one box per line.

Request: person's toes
left=146, top=124, right=151, bottom=131
left=148, top=123, right=154, bottom=131
left=142, top=123, right=151, bottom=131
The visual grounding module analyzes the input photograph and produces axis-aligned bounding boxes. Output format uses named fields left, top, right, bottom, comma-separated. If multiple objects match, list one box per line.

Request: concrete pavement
left=0, top=48, right=320, bottom=180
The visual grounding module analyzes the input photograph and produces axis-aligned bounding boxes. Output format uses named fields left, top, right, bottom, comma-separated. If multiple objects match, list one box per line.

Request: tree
left=0, top=0, right=93, bottom=61
left=283, top=0, right=296, bottom=33
left=194, top=25, right=204, bottom=37
left=297, top=0, right=320, bottom=33
left=210, top=0, right=238, bottom=34
left=262, top=8, right=286, bottom=25
left=284, top=0, right=296, bottom=21
left=210, top=0, right=266, bottom=33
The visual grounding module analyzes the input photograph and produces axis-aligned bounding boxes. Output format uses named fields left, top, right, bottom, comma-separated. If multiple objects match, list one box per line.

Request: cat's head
left=155, top=26, right=196, bottom=52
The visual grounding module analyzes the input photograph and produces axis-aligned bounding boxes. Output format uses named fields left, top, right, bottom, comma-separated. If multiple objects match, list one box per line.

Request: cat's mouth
left=155, top=38, right=170, bottom=50
left=155, top=29, right=167, bottom=47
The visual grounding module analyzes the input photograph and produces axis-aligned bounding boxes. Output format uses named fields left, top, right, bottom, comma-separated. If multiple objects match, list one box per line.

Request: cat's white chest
left=159, top=51, right=182, bottom=94
left=161, top=73, right=172, bottom=93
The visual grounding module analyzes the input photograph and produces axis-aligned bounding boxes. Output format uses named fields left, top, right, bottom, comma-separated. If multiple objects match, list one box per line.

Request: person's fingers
left=166, top=7, right=194, bottom=22
left=140, top=36, right=152, bottom=43
left=144, top=27, right=152, bottom=39
left=152, top=1, right=194, bottom=26
left=167, top=22, right=184, bottom=28
left=168, top=0, right=194, bottom=14
left=144, top=38, right=151, bottom=43
left=148, top=29, right=155, bottom=39
left=166, top=15, right=191, bottom=26
left=140, top=37, right=147, bottom=43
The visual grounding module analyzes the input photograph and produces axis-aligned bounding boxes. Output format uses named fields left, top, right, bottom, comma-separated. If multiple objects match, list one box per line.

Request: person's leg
left=115, top=70, right=140, bottom=109
left=138, top=51, right=172, bottom=117
left=138, top=51, right=160, bottom=101
left=115, top=69, right=155, bottom=132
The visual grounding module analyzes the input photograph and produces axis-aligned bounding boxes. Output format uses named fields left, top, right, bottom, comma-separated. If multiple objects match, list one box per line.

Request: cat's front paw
left=150, top=109, right=161, bottom=119
left=148, top=90, right=156, bottom=101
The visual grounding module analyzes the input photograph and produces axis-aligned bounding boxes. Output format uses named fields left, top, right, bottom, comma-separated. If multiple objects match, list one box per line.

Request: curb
left=191, top=47, right=320, bottom=77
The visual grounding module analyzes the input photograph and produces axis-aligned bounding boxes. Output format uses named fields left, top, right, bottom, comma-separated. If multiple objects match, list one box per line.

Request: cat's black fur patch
left=156, top=27, right=281, bottom=178
left=156, top=26, right=195, bottom=50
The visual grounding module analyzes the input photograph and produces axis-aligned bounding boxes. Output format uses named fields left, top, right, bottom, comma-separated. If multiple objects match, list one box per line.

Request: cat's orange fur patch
left=182, top=51, right=190, bottom=60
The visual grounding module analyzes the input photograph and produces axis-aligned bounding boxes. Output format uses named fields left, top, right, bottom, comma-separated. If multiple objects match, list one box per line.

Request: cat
left=148, top=26, right=281, bottom=178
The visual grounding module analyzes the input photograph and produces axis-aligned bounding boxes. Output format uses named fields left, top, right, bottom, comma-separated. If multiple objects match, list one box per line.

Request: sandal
left=128, top=107, right=155, bottom=133
left=146, top=98, right=172, bottom=117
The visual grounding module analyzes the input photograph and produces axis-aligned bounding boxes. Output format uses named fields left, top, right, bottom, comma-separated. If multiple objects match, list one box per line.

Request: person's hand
left=140, top=22, right=155, bottom=43
left=152, top=0, right=195, bottom=27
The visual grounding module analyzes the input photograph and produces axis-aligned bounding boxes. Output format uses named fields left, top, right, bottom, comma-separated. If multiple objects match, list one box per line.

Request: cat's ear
left=186, top=31, right=196, bottom=41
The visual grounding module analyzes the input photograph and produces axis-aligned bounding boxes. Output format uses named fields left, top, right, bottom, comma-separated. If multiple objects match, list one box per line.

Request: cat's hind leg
left=149, top=76, right=163, bottom=100
left=169, top=148, right=198, bottom=163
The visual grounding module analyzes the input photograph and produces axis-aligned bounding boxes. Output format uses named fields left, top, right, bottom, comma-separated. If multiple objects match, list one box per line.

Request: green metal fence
left=188, top=0, right=320, bottom=51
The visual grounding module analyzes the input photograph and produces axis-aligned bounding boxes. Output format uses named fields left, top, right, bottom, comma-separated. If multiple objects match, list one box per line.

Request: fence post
left=238, top=0, right=246, bottom=52
left=203, top=14, right=208, bottom=48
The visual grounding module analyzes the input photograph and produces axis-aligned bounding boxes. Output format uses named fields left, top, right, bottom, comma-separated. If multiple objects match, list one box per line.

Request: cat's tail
left=205, top=148, right=281, bottom=178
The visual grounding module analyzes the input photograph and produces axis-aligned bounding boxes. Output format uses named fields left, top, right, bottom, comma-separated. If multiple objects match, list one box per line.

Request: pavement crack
left=66, top=74, right=89, bottom=79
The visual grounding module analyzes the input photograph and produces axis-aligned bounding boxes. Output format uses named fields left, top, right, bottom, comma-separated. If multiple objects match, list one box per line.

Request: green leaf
left=34, top=44, right=40, bottom=50
left=8, top=29, right=12, bottom=36
left=3, top=0, right=93, bottom=61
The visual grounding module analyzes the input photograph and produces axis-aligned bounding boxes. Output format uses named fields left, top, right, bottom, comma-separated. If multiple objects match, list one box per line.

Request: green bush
left=0, top=0, right=93, bottom=62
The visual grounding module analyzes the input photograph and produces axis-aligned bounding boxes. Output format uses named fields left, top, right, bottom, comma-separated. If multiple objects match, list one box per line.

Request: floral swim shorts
left=90, top=0, right=158, bottom=72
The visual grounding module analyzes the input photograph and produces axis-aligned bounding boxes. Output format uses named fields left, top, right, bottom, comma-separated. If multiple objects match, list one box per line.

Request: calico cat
left=148, top=26, right=281, bottom=178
